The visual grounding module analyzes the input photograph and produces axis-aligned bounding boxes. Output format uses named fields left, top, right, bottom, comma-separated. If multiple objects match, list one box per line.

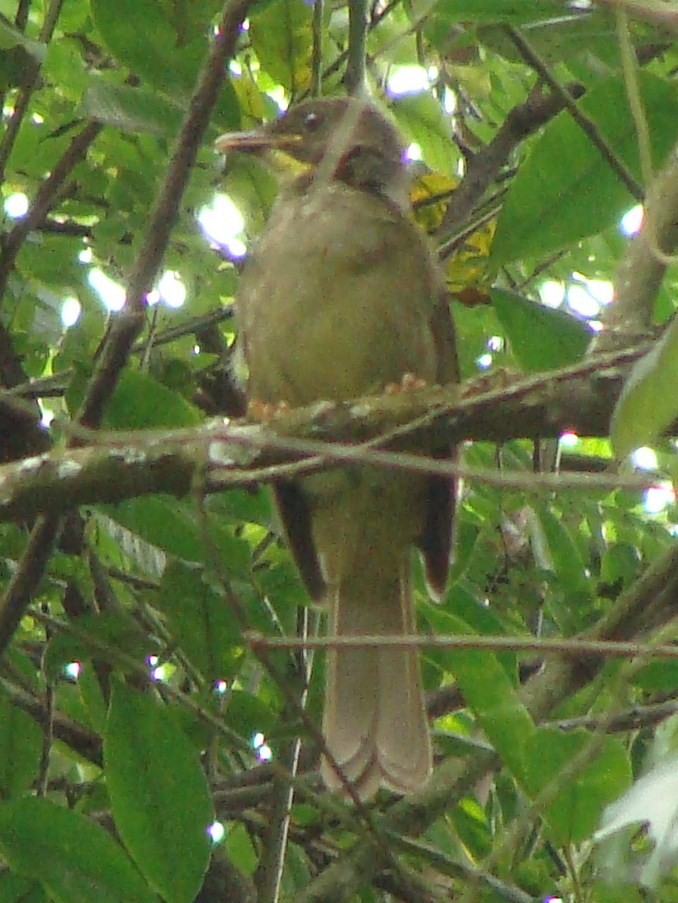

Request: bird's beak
left=215, top=128, right=307, bottom=176
left=214, top=129, right=301, bottom=155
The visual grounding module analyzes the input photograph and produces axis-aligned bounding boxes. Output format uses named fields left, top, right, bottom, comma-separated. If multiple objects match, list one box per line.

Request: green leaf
left=596, top=755, right=677, bottom=886
left=611, top=321, right=678, bottom=459
left=158, top=561, right=243, bottom=683
left=599, top=542, right=641, bottom=590
left=633, top=660, right=678, bottom=693
left=0, top=797, right=157, bottom=903
left=43, top=611, right=153, bottom=680
left=491, top=288, right=592, bottom=371
left=249, top=0, right=313, bottom=94
left=0, top=872, right=45, bottom=903
left=43, top=38, right=88, bottom=103
left=101, top=496, right=250, bottom=573
left=491, top=73, right=678, bottom=265
left=531, top=502, right=591, bottom=596
left=103, top=369, right=202, bottom=430
left=436, top=611, right=535, bottom=780
left=526, top=729, right=631, bottom=845
left=424, top=0, right=582, bottom=24
left=90, top=0, right=205, bottom=97
left=105, top=683, right=214, bottom=903
left=0, top=17, right=45, bottom=58
left=392, top=93, right=455, bottom=175
left=479, top=13, right=618, bottom=67
left=425, top=585, right=516, bottom=679
left=0, top=695, right=42, bottom=798
left=82, top=81, right=185, bottom=138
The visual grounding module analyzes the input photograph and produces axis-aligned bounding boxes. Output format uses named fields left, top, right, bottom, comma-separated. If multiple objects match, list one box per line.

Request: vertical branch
left=14, top=0, right=32, bottom=29
left=0, top=515, right=61, bottom=660
left=344, top=0, right=369, bottom=95
left=255, top=607, right=317, bottom=903
left=78, top=0, right=253, bottom=429
left=0, top=0, right=65, bottom=183
left=592, top=142, right=678, bottom=352
left=36, top=608, right=54, bottom=798
left=616, top=7, right=653, bottom=186
left=311, top=0, right=324, bottom=97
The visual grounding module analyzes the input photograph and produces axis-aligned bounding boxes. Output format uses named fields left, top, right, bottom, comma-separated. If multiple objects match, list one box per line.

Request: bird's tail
left=320, top=563, right=431, bottom=801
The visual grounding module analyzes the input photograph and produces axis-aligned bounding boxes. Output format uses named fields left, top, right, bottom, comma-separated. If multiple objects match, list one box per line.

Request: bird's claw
left=384, top=372, right=427, bottom=395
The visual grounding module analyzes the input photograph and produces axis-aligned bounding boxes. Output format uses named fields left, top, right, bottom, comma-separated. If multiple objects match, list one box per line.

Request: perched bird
left=216, top=97, right=458, bottom=800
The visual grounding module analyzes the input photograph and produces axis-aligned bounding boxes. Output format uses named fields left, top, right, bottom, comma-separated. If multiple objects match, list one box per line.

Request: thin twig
left=0, top=515, right=60, bottom=658
left=440, top=83, right=585, bottom=235
left=460, top=620, right=678, bottom=903
left=0, top=0, right=65, bottom=183
left=505, top=26, right=643, bottom=200
left=14, top=0, right=32, bottom=30
left=345, top=0, right=368, bottom=94
left=616, top=7, right=653, bottom=187
left=595, top=0, right=678, bottom=33
left=36, top=607, right=54, bottom=797
left=551, top=699, right=678, bottom=734
left=248, top=632, right=678, bottom=659
left=256, top=607, right=317, bottom=903
left=0, top=121, right=103, bottom=306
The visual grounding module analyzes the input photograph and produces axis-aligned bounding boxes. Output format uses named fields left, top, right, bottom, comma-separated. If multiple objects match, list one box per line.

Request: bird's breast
left=237, top=183, right=439, bottom=407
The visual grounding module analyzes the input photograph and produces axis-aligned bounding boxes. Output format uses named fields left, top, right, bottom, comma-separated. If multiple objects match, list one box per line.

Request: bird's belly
left=243, top=266, right=437, bottom=406
left=248, top=302, right=406, bottom=404
left=239, top=186, right=438, bottom=406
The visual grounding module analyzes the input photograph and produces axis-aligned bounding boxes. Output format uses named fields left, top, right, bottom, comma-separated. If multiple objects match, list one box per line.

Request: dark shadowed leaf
left=105, top=683, right=213, bottom=903
left=0, top=797, right=157, bottom=903
left=0, top=696, right=42, bottom=798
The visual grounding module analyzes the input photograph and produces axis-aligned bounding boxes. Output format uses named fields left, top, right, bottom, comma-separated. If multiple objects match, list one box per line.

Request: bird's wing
left=273, top=481, right=326, bottom=602
left=417, top=293, right=459, bottom=598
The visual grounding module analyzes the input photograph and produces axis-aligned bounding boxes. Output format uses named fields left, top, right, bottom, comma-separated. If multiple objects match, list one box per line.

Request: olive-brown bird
left=216, top=97, right=458, bottom=800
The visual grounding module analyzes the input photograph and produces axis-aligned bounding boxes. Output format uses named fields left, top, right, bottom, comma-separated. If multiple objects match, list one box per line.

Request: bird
left=215, top=96, right=458, bottom=800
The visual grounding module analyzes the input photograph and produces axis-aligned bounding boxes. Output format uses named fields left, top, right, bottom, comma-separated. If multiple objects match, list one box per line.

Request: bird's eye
left=303, top=111, right=322, bottom=131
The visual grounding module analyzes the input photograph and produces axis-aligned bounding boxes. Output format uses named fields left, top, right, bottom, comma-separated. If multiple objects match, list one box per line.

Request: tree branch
left=77, top=0, right=252, bottom=429
left=506, top=25, right=643, bottom=200
left=594, top=130, right=678, bottom=352
left=439, top=82, right=585, bottom=237
left=0, top=0, right=254, bottom=662
left=0, top=342, right=661, bottom=524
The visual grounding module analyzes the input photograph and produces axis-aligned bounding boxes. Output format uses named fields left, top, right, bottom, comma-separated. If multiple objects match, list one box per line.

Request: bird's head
left=215, top=97, right=409, bottom=206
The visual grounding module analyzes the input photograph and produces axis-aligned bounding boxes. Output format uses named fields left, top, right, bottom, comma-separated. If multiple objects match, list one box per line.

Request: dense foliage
left=1, top=0, right=678, bottom=901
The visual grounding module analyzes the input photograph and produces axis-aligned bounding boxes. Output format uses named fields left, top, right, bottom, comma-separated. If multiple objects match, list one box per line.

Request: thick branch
left=0, top=342, right=657, bottom=525
left=440, top=82, right=585, bottom=237
left=594, top=134, right=678, bottom=352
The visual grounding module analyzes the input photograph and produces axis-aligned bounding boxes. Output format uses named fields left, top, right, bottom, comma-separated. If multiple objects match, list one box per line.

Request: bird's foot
left=247, top=398, right=290, bottom=420
left=384, top=372, right=427, bottom=394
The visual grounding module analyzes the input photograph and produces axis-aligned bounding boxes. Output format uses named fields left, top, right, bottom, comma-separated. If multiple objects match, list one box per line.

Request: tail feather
left=321, top=565, right=431, bottom=800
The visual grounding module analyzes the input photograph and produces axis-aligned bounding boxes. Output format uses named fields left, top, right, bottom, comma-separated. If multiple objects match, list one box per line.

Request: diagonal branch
left=78, top=0, right=252, bottom=429
left=0, top=0, right=254, bottom=662
left=505, top=25, right=642, bottom=200
left=439, top=81, right=585, bottom=237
